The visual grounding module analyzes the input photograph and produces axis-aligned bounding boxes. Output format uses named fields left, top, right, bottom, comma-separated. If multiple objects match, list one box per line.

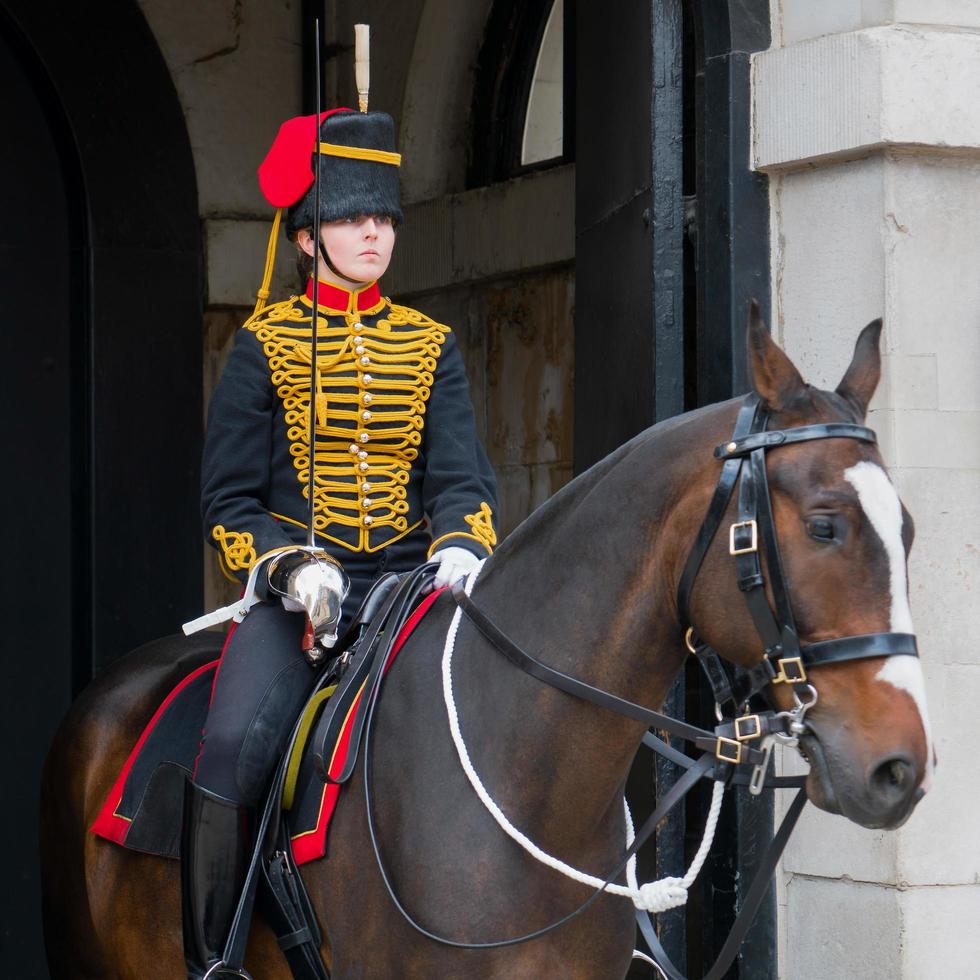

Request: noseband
left=368, top=393, right=919, bottom=978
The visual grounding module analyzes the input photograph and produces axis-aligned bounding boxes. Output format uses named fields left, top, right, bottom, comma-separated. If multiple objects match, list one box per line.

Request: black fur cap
left=286, top=111, right=403, bottom=234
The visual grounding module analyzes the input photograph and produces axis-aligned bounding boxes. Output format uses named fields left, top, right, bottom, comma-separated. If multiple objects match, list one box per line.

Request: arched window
left=521, top=0, right=564, bottom=165
left=469, top=0, right=574, bottom=187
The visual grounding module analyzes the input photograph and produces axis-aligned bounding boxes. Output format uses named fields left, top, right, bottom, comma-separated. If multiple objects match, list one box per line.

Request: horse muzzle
left=799, top=726, right=924, bottom=830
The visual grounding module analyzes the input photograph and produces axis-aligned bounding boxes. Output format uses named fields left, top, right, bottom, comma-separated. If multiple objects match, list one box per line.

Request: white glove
left=431, top=546, right=480, bottom=590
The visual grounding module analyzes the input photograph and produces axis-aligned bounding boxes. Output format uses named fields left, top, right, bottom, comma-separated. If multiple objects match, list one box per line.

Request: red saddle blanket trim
left=90, top=656, right=225, bottom=844
left=291, top=587, right=443, bottom=863
left=90, top=588, right=444, bottom=864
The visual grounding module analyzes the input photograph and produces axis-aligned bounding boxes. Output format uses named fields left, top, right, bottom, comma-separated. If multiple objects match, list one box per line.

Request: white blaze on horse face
left=843, top=461, right=934, bottom=786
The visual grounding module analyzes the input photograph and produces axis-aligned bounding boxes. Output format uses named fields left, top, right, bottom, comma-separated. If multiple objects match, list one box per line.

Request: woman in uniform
left=182, top=105, right=497, bottom=979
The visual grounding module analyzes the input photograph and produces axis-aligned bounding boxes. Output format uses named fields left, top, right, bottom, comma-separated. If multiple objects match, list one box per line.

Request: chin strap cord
left=254, top=206, right=284, bottom=317
left=443, top=561, right=724, bottom=914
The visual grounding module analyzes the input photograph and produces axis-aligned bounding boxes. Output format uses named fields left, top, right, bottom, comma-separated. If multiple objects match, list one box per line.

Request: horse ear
left=746, top=299, right=805, bottom=410
left=835, top=319, right=883, bottom=419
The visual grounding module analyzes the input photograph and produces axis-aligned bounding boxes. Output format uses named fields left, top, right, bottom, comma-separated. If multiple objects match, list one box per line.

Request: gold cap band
left=318, top=141, right=401, bottom=167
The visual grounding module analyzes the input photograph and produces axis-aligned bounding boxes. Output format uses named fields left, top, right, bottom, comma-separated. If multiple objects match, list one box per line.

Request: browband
left=714, top=422, right=876, bottom=460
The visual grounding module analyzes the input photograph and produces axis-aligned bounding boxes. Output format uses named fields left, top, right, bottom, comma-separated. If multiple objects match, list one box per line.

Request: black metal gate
left=574, top=1, right=773, bottom=976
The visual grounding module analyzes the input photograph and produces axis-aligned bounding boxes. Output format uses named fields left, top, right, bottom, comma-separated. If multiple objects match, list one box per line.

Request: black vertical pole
left=693, top=3, right=774, bottom=977
left=650, top=0, right=687, bottom=968
left=652, top=0, right=685, bottom=423
left=576, top=0, right=687, bottom=971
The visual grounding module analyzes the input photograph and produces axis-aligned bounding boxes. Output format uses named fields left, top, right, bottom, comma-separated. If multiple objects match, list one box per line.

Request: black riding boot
left=181, top=780, right=250, bottom=979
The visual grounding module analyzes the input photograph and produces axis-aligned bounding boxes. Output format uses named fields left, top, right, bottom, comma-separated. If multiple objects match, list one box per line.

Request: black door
left=0, top=14, right=86, bottom=975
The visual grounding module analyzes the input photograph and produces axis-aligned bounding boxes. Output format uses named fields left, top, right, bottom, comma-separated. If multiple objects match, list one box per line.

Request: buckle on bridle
left=715, top=736, right=743, bottom=764
left=734, top=714, right=762, bottom=741
left=728, top=519, right=758, bottom=556
left=773, top=656, right=807, bottom=684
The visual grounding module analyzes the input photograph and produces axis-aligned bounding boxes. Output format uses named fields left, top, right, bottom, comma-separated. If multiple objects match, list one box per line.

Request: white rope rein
left=441, top=562, right=725, bottom=914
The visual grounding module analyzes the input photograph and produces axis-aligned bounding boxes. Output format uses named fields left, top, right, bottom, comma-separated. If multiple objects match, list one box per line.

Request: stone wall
left=755, top=4, right=980, bottom=976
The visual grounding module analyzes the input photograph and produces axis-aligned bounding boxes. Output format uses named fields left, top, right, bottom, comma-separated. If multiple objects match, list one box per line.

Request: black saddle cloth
left=91, top=571, right=440, bottom=865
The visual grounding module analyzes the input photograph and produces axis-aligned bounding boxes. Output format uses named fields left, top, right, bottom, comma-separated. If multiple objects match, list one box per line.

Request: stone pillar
left=753, top=5, right=980, bottom=977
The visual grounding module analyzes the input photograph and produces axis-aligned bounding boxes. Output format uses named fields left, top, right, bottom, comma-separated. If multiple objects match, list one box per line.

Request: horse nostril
left=869, top=754, right=916, bottom=805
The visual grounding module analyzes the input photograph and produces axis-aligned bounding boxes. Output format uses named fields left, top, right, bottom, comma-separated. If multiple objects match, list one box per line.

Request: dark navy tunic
left=201, top=277, right=498, bottom=585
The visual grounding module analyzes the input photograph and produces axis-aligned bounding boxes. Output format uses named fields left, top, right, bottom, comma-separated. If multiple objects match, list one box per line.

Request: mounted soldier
left=41, top=21, right=933, bottom=980
left=181, top=28, right=497, bottom=978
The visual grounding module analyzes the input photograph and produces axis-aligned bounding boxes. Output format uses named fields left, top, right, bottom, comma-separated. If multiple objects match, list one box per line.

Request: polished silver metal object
left=267, top=547, right=350, bottom=650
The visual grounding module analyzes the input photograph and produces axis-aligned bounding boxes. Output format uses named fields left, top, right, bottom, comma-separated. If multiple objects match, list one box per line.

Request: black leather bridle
left=365, top=393, right=919, bottom=979
left=677, top=393, right=917, bottom=736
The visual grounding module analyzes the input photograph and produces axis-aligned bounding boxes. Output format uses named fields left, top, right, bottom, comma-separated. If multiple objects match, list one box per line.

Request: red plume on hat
left=249, top=24, right=402, bottom=318
left=257, top=108, right=352, bottom=208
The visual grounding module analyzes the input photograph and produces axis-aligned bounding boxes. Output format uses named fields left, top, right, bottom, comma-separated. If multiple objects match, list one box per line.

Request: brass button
left=361, top=481, right=372, bottom=493
left=358, top=432, right=369, bottom=443
left=361, top=410, right=372, bottom=421
left=361, top=497, right=373, bottom=508
left=363, top=393, right=373, bottom=404
left=349, top=443, right=359, bottom=455
left=353, top=322, right=363, bottom=332
left=355, top=345, right=366, bottom=355
left=358, top=450, right=368, bottom=460
left=362, top=373, right=373, bottom=385
left=360, top=355, right=370, bottom=366
left=362, top=515, right=373, bottom=526
left=358, top=461, right=369, bottom=472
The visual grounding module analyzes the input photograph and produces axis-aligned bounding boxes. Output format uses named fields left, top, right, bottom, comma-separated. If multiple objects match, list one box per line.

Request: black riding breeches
left=193, top=540, right=429, bottom=805
left=193, top=601, right=312, bottom=804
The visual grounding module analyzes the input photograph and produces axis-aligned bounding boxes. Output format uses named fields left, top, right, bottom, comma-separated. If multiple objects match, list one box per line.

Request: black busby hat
left=281, top=110, right=403, bottom=233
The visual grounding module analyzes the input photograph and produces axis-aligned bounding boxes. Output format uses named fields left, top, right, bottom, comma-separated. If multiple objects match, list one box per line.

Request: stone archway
left=399, top=0, right=494, bottom=202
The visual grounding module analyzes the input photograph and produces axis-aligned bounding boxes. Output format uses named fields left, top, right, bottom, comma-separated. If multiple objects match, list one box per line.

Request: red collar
left=305, top=277, right=382, bottom=313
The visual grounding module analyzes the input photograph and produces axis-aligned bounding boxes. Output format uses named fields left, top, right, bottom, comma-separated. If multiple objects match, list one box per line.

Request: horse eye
left=806, top=517, right=836, bottom=541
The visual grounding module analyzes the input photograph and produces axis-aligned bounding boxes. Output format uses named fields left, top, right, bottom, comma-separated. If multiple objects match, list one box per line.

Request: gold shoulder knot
left=212, top=525, right=257, bottom=574
left=428, top=502, right=497, bottom=558
left=465, top=502, right=497, bottom=552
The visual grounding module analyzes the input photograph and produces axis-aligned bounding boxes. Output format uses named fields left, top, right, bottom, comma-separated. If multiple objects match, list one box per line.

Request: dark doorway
left=0, top=1, right=202, bottom=973
left=0, top=15, right=86, bottom=978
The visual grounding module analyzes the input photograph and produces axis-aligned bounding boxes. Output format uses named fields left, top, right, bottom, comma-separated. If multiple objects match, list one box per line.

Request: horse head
left=685, top=307, right=932, bottom=830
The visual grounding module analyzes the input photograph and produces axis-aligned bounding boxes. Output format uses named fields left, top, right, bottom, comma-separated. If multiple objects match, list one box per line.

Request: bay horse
left=41, top=314, right=932, bottom=978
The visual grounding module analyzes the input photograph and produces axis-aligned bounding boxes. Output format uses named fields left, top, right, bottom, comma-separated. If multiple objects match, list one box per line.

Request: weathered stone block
left=899, top=468, right=980, bottom=663
left=893, top=410, right=980, bottom=470
left=206, top=218, right=298, bottom=308
left=772, top=159, right=886, bottom=387
left=901, top=882, right=980, bottom=976
left=881, top=354, right=938, bottom=411
left=781, top=876, right=902, bottom=979
left=883, top=156, right=980, bottom=411
left=896, top=664, right=980, bottom=886
left=484, top=273, right=574, bottom=469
